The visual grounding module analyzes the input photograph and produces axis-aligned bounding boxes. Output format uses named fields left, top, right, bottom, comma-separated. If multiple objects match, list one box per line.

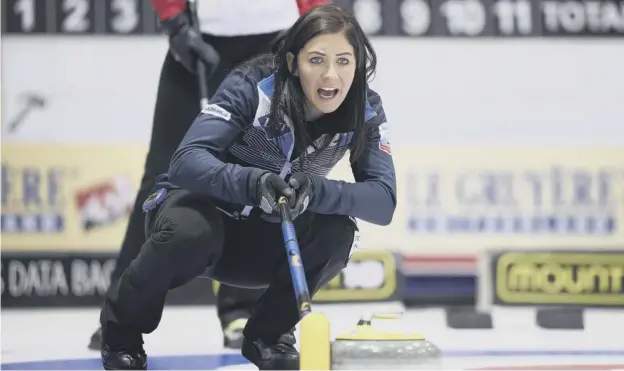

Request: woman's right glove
left=255, top=172, right=295, bottom=217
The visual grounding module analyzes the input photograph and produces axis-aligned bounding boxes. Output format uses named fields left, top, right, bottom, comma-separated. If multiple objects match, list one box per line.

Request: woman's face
left=292, top=31, right=356, bottom=115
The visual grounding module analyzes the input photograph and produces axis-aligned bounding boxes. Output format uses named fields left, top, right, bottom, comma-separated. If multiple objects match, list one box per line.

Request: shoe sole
left=258, top=357, right=299, bottom=370
left=102, top=363, right=147, bottom=370
left=224, top=336, right=244, bottom=350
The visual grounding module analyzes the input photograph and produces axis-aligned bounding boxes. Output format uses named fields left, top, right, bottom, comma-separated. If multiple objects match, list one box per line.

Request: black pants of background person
left=100, top=189, right=356, bottom=348
left=88, top=32, right=281, bottom=350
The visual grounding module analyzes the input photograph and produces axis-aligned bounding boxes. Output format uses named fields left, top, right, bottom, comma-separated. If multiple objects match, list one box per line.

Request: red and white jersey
left=152, top=0, right=330, bottom=36
left=196, top=0, right=299, bottom=36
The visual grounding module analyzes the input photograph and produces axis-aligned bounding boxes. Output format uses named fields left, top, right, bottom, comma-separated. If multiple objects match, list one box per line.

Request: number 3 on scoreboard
left=108, top=0, right=141, bottom=34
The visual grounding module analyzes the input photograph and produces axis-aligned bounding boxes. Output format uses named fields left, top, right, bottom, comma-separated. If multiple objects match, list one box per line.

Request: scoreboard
left=2, top=0, right=623, bottom=36
left=338, top=0, right=624, bottom=37
left=1, top=0, right=161, bottom=34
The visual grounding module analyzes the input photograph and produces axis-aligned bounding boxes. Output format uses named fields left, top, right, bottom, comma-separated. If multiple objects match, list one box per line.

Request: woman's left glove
left=287, top=172, right=313, bottom=218
left=258, top=172, right=313, bottom=223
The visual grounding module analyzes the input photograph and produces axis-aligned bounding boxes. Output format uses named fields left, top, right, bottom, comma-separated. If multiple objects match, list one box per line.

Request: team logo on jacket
left=201, top=104, right=231, bottom=121
left=378, top=122, right=391, bottom=155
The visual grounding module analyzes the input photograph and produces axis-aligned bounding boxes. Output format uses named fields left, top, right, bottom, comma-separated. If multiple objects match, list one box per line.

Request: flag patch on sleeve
left=378, top=122, right=391, bottom=155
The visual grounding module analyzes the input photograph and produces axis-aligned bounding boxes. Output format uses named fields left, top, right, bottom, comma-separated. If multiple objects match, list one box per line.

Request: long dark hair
left=267, top=4, right=377, bottom=165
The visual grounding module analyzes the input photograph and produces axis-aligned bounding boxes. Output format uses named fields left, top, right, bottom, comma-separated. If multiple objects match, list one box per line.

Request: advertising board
left=1, top=144, right=146, bottom=252
left=491, top=250, right=624, bottom=307
left=211, top=250, right=403, bottom=303
left=329, top=147, right=624, bottom=254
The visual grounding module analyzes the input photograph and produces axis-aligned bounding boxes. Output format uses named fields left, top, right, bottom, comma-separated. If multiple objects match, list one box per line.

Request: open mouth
left=318, top=88, right=339, bottom=99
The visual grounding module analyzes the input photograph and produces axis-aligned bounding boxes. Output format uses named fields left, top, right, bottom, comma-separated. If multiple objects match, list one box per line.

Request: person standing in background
left=88, top=0, right=329, bottom=352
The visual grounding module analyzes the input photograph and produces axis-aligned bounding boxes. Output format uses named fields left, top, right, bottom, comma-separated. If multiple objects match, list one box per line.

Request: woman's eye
left=310, top=57, right=323, bottom=64
left=337, top=57, right=350, bottom=65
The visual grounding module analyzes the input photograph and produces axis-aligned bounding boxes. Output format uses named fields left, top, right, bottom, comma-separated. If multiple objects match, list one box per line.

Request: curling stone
left=330, top=313, right=442, bottom=370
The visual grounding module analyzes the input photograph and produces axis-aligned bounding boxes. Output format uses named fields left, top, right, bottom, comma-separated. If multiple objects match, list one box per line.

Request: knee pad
left=151, top=200, right=225, bottom=267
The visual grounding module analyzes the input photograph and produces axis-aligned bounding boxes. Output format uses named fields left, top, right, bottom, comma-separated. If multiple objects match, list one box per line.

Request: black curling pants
left=108, top=31, right=281, bottom=328
left=100, top=189, right=357, bottom=346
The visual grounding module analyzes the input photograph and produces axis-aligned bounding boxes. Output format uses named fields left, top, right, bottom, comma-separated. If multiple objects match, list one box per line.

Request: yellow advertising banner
left=328, top=147, right=624, bottom=254
left=2, top=145, right=623, bottom=255
left=1, top=144, right=147, bottom=252
left=493, top=251, right=624, bottom=306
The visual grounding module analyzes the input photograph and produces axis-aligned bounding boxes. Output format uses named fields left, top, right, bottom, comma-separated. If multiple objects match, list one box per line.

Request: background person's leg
left=204, top=30, right=284, bottom=349
left=88, top=51, right=202, bottom=350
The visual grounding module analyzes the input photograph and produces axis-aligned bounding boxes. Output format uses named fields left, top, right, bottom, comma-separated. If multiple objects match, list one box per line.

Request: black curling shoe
left=277, top=329, right=296, bottom=347
left=101, top=343, right=147, bottom=370
left=241, top=336, right=299, bottom=370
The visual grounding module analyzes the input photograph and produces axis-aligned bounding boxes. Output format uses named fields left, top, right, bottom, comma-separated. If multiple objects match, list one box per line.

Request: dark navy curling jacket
left=157, top=64, right=397, bottom=226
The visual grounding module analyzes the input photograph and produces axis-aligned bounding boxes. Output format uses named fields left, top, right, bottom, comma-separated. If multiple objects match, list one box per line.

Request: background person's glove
left=162, top=13, right=220, bottom=74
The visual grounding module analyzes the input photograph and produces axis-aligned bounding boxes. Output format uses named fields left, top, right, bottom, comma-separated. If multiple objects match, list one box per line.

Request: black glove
left=257, top=172, right=313, bottom=223
left=255, top=172, right=295, bottom=217
left=162, top=13, right=220, bottom=74
left=287, top=172, right=313, bottom=217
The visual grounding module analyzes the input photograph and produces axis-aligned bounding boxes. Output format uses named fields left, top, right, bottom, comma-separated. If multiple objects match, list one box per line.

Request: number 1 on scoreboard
left=4, top=0, right=47, bottom=33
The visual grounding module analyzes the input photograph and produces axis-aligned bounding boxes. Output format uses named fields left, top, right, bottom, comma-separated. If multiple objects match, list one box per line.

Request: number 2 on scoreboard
left=58, top=0, right=93, bottom=33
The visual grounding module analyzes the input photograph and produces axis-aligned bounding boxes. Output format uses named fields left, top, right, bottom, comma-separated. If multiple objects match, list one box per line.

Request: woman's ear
left=286, top=52, right=298, bottom=76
